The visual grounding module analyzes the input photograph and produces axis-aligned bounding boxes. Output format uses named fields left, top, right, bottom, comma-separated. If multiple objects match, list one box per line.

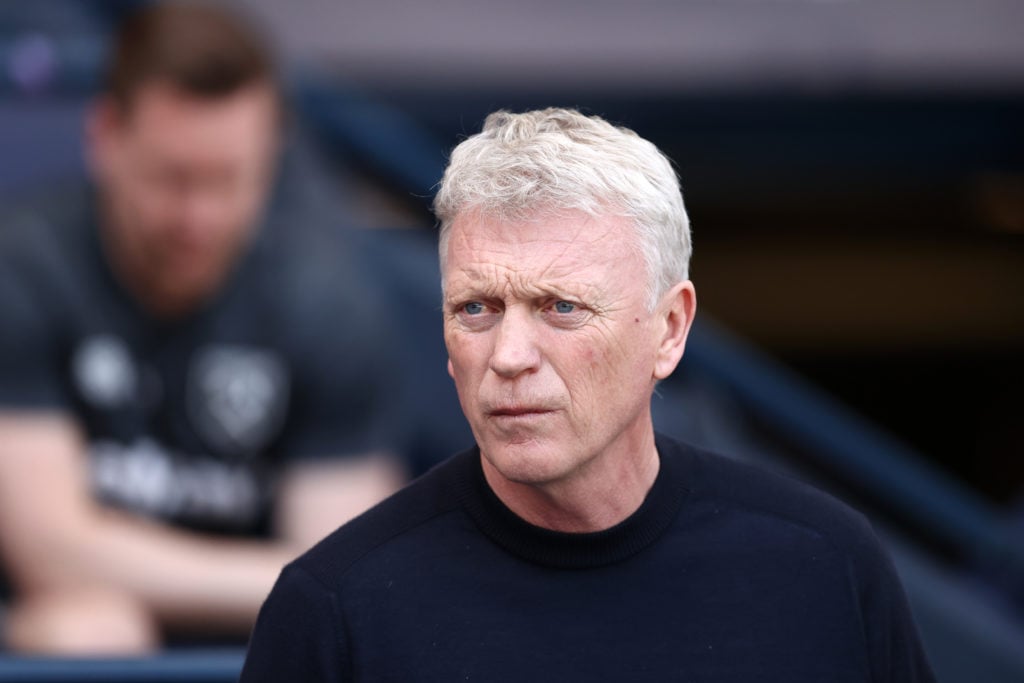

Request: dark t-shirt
left=241, top=434, right=935, bottom=682
left=0, top=189, right=400, bottom=537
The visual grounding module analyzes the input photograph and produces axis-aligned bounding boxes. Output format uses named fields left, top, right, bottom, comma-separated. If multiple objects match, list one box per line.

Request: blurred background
left=0, top=0, right=1022, bottom=680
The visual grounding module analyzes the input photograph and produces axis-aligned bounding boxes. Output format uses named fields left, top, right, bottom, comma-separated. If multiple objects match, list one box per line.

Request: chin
left=480, top=434, right=579, bottom=486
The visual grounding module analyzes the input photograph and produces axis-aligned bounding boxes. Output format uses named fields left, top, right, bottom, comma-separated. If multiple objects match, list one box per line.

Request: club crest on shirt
left=72, top=335, right=137, bottom=408
left=187, top=345, right=290, bottom=458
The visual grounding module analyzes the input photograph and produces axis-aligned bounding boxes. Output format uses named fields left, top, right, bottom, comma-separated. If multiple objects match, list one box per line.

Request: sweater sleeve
left=240, top=564, right=350, bottom=682
left=848, top=516, right=936, bottom=683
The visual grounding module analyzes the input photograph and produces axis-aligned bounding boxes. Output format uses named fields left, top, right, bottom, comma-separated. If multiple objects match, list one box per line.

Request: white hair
left=433, top=107, right=692, bottom=308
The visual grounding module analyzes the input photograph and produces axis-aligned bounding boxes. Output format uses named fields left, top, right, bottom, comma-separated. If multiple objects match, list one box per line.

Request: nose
left=489, top=306, right=541, bottom=379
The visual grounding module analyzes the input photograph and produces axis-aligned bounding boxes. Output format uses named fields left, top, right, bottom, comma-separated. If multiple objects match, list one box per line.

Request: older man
left=241, top=109, right=934, bottom=681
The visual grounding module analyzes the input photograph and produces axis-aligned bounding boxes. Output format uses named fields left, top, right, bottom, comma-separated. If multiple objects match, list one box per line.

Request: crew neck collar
left=455, top=433, right=691, bottom=569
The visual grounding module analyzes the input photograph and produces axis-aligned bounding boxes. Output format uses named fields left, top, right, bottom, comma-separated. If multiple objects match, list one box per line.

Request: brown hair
left=103, top=1, right=277, bottom=110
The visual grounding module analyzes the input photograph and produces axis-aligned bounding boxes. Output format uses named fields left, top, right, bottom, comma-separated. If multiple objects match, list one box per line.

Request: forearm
left=43, top=510, right=300, bottom=629
left=275, top=453, right=406, bottom=548
left=0, top=415, right=297, bottom=631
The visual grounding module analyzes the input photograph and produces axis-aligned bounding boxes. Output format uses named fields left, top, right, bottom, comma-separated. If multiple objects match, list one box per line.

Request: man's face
left=443, top=210, right=689, bottom=488
left=90, top=81, right=278, bottom=309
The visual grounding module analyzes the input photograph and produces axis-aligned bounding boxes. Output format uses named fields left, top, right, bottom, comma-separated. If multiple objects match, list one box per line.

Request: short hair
left=103, top=1, right=277, bottom=110
left=433, top=108, right=692, bottom=308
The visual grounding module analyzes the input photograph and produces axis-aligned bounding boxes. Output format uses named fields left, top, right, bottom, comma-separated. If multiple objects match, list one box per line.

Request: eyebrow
left=444, top=277, right=598, bottom=306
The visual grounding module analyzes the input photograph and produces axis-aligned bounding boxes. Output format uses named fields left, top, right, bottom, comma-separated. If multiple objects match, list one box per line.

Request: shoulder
left=0, top=183, right=90, bottom=259
left=661, top=435, right=903, bottom=611
left=290, top=449, right=472, bottom=588
left=659, top=437, right=935, bottom=681
left=248, top=225, right=395, bottom=355
left=660, top=435, right=878, bottom=551
left=0, top=188, right=92, bottom=333
left=0, top=185, right=95, bottom=306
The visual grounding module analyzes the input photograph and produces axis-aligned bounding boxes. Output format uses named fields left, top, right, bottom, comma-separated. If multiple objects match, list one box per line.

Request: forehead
left=119, top=82, right=276, bottom=155
left=443, top=210, right=646, bottom=297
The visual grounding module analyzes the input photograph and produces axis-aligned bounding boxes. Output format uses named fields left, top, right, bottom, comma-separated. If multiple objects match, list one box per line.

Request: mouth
left=487, top=407, right=555, bottom=419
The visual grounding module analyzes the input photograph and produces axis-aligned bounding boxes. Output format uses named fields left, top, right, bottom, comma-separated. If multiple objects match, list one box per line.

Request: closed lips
left=488, top=407, right=554, bottom=416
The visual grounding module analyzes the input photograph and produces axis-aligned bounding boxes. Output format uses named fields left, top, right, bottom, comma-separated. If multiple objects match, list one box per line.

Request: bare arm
left=0, top=413, right=296, bottom=631
left=274, top=453, right=406, bottom=550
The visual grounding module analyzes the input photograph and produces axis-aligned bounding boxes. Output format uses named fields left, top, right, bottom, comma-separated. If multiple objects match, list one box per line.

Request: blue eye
left=553, top=301, right=576, bottom=314
left=464, top=302, right=485, bottom=315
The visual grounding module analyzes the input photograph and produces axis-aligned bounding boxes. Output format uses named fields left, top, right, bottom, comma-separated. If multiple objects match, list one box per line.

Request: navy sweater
left=241, top=435, right=935, bottom=681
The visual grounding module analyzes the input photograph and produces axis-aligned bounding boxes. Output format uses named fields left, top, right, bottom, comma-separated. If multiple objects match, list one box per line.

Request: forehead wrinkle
left=443, top=212, right=639, bottom=305
left=446, top=260, right=574, bottom=300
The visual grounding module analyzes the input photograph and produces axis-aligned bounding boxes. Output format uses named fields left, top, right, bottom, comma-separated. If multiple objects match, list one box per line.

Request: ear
left=83, top=97, right=124, bottom=180
left=653, top=280, right=696, bottom=380
left=447, top=358, right=455, bottom=380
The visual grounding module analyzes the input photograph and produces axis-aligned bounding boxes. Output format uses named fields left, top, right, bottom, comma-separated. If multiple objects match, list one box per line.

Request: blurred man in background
left=0, top=1, right=403, bottom=653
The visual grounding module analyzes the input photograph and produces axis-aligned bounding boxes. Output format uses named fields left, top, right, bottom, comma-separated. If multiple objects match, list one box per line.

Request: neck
left=481, top=423, right=660, bottom=533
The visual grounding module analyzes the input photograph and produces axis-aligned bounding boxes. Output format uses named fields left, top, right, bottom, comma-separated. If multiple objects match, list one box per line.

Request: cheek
left=583, top=348, right=606, bottom=384
left=222, top=209, right=255, bottom=246
left=579, top=325, right=653, bottom=391
left=554, top=336, right=612, bottom=406
left=118, top=175, right=175, bottom=229
left=445, top=335, right=490, bottom=418
left=231, top=182, right=268, bottom=225
left=444, top=331, right=481, bottom=383
left=135, top=188, right=174, bottom=226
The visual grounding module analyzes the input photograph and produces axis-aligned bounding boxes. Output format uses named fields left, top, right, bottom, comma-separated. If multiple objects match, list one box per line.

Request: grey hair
left=433, top=107, right=692, bottom=309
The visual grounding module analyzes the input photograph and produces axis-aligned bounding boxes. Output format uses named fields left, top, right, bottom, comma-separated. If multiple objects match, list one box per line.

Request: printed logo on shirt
left=187, top=345, right=290, bottom=458
left=90, top=437, right=263, bottom=529
left=72, top=335, right=137, bottom=408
